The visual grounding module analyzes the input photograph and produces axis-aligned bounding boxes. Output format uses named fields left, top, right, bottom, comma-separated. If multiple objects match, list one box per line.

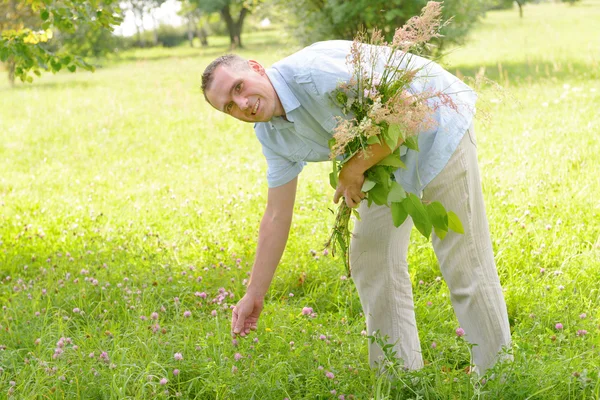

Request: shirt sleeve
left=254, top=122, right=305, bottom=188
left=261, top=144, right=305, bottom=188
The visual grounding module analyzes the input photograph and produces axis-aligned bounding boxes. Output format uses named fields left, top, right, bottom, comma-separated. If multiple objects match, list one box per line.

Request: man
left=201, top=40, right=511, bottom=375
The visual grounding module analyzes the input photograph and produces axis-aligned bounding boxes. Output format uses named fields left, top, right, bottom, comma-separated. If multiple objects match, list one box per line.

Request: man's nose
left=234, top=96, right=247, bottom=111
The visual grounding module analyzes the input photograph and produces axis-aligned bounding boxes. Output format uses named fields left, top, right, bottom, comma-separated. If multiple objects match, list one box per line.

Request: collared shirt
left=254, top=40, right=477, bottom=194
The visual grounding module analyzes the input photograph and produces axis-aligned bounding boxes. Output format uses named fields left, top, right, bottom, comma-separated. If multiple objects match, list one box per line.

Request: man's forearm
left=334, top=138, right=406, bottom=207
left=345, top=139, right=405, bottom=175
left=246, top=213, right=292, bottom=298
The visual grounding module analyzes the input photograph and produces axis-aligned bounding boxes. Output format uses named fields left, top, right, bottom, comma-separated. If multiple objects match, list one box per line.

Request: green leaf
left=0, top=48, right=9, bottom=62
left=403, top=193, right=431, bottom=238
left=41, top=9, right=50, bottom=21
left=361, top=179, right=376, bottom=192
left=329, top=171, right=337, bottom=190
left=367, top=166, right=387, bottom=185
left=387, top=181, right=406, bottom=203
left=377, top=153, right=406, bottom=169
left=391, top=202, right=408, bottom=227
left=404, top=136, right=419, bottom=151
left=384, top=123, right=401, bottom=151
left=434, top=226, right=448, bottom=240
left=388, top=123, right=401, bottom=141
left=329, top=160, right=338, bottom=189
left=366, top=135, right=380, bottom=145
left=67, top=65, right=76, bottom=73
left=427, top=201, right=449, bottom=239
left=448, top=211, right=464, bottom=234
left=426, top=201, right=449, bottom=231
left=367, top=183, right=389, bottom=206
left=50, top=60, right=62, bottom=72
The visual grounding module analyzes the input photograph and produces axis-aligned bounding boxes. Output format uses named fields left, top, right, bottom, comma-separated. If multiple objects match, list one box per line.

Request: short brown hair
left=201, top=54, right=249, bottom=102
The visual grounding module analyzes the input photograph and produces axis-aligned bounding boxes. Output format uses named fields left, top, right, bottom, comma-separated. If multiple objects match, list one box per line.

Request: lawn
left=0, top=1, right=599, bottom=399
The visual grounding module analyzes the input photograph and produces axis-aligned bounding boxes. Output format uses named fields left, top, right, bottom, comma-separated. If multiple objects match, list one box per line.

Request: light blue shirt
left=254, top=40, right=477, bottom=195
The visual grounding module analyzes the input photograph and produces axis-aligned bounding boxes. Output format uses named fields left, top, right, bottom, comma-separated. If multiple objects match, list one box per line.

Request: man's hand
left=231, top=293, right=264, bottom=337
left=334, top=164, right=366, bottom=208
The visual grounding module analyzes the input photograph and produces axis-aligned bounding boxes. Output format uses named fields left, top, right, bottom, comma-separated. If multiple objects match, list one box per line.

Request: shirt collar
left=266, top=68, right=300, bottom=128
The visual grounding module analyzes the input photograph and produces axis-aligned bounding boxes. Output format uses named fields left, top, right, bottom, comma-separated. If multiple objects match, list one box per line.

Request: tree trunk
left=234, top=8, right=248, bottom=48
left=517, top=1, right=523, bottom=18
left=199, top=25, right=208, bottom=47
left=135, top=19, right=144, bottom=46
left=132, top=6, right=145, bottom=47
left=187, top=17, right=195, bottom=47
left=220, top=5, right=248, bottom=49
left=7, top=58, right=16, bottom=87
left=151, top=11, right=159, bottom=46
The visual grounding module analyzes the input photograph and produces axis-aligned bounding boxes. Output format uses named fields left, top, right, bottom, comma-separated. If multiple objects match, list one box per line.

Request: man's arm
left=231, top=176, right=298, bottom=336
left=334, top=140, right=403, bottom=208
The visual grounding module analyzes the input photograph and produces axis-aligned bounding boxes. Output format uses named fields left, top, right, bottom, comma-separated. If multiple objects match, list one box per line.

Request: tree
left=0, top=0, right=37, bottom=83
left=179, top=0, right=208, bottom=47
left=123, top=0, right=149, bottom=46
left=493, top=0, right=528, bottom=18
left=0, top=0, right=122, bottom=85
left=148, top=0, right=168, bottom=45
left=275, top=0, right=492, bottom=54
left=190, top=0, right=262, bottom=49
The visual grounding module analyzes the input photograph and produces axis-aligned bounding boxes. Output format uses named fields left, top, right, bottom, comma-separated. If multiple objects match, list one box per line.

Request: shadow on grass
left=107, top=36, right=292, bottom=65
left=3, top=52, right=596, bottom=93
left=0, top=78, right=97, bottom=92
left=449, top=59, right=599, bottom=87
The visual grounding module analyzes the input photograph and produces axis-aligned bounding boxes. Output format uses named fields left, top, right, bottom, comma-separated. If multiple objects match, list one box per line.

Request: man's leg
left=350, top=203, right=423, bottom=370
left=423, top=125, right=512, bottom=375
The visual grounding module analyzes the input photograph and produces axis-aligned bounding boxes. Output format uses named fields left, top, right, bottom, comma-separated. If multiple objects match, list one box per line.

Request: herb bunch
left=325, top=2, right=465, bottom=275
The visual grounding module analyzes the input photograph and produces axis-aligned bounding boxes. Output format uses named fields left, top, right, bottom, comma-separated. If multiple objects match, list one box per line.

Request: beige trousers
left=350, top=125, right=511, bottom=375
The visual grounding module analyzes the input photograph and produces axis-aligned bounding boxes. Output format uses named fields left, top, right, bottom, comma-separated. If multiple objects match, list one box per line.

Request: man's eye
left=235, top=83, right=242, bottom=92
left=226, top=103, right=233, bottom=112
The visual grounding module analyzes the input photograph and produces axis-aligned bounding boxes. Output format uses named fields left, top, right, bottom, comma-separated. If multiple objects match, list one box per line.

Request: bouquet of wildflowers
left=325, top=2, right=464, bottom=275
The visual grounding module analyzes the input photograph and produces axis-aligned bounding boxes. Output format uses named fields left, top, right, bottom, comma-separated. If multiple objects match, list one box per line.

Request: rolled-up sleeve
left=260, top=144, right=305, bottom=188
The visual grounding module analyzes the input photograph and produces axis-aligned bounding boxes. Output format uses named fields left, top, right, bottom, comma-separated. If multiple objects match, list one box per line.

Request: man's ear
left=248, top=60, right=265, bottom=75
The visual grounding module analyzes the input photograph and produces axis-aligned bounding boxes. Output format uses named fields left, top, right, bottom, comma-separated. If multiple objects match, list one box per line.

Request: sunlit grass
left=1, top=1, right=599, bottom=398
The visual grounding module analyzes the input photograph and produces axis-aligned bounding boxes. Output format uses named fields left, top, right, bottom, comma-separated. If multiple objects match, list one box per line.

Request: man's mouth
left=251, top=99, right=260, bottom=115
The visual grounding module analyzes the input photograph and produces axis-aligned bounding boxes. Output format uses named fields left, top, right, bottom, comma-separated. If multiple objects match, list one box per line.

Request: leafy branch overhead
left=0, top=0, right=122, bottom=84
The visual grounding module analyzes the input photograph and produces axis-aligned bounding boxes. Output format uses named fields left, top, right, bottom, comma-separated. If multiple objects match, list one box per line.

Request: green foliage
left=153, top=24, right=188, bottom=48
left=0, top=0, right=122, bottom=83
left=276, top=0, right=492, bottom=52
left=50, top=23, right=124, bottom=58
left=491, top=0, right=518, bottom=10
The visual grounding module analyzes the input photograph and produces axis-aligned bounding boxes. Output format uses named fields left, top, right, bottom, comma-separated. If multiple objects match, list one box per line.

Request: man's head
left=202, top=54, right=284, bottom=123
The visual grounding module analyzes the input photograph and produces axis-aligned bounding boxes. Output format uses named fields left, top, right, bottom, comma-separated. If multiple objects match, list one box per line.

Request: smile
left=252, top=99, right=260, bottom=115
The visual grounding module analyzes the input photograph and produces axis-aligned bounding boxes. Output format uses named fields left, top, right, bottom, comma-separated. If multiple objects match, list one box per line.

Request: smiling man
left=203, top=58, right=284, bottom=122
left=201, top=41, right=512, bottom=376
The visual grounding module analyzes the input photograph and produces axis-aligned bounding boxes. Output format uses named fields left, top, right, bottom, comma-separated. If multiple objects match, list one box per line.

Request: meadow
left=0, top=1, right=599, bottom=398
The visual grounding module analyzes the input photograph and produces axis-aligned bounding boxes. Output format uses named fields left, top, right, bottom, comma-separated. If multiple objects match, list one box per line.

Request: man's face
left=205, top=60, right=284, bottom=123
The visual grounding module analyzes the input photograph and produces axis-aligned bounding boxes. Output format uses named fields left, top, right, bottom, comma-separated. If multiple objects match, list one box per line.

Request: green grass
left=1, top=1, right=599, bottom=399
